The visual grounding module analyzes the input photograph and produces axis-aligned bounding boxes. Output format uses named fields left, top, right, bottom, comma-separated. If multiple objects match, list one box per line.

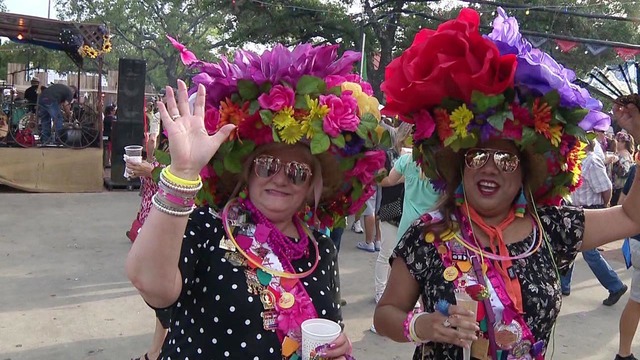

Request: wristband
left=157, top=187, right=196, bottom=208
left=162, top=166, right=202, bottom=187
left=152, top=193, right=194, bottom=216
left=403, top=311, right=430, bottom=344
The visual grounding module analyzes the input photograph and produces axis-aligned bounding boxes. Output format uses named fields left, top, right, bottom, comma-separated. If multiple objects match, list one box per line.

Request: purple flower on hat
left=488, top=7, right=610, bottom=132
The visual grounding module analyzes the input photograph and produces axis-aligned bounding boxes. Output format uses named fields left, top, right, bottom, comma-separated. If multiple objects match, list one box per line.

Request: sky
left=4, top=0, right=58, bottom=19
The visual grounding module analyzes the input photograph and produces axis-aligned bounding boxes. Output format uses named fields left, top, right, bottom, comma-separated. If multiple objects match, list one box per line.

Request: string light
left=525, top=9, right=530, bottom=15
left=16, top=33, right=23, bottom=40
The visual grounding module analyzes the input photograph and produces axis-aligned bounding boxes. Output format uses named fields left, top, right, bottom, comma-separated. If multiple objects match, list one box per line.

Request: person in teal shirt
left=373, top=151, right=440, bottom=305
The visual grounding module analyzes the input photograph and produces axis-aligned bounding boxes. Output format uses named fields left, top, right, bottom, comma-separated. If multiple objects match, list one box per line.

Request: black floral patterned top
left=157, top=207, right=342, bottom=360
left=392, top=206, right=585, bottom=360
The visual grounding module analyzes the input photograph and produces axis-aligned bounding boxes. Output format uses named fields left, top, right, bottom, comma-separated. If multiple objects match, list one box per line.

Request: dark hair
left=104, top=104, right=116, bottom=115
left=423, top=146, right=535, bottom=236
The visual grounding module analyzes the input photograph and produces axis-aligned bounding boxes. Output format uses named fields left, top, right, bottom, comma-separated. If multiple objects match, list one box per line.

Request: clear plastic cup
left=456, top=291, right=478, bottom=360
left=301, top=318, right=342, bottom=360
left=124, top=145, right=144, bottom=178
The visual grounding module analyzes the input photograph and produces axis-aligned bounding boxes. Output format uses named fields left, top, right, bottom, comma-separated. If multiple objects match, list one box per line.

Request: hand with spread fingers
left=414, top=306, right=479, bottom=349
left=613, top=103, right=640, bottom=140
left=157, top=80, right=235, bottom=180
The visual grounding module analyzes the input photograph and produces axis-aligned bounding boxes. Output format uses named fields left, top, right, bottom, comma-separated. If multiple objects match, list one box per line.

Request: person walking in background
left=103, top=104, right=116, bottom=167
left=560, top=139, right=628, bottom=304
left=374, top=127, right=440, bottom=304
left=616, top=146, right=640, bottom=360
left=612, top=131, right=635, bottom=206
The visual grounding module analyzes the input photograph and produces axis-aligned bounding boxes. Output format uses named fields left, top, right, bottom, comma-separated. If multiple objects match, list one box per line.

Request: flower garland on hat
left=165, top=38, right=388, bottom=228
left=381, top=7, right=610, bottom=205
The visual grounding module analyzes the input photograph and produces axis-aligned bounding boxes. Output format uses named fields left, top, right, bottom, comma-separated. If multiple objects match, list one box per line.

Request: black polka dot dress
left=157, top=207, right=343, bottom=360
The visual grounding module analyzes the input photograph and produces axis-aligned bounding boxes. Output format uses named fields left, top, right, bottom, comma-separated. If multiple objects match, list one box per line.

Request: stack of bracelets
left=403, top=311, right=430, bottom=345
left=152, top=165, right=203, bottom=216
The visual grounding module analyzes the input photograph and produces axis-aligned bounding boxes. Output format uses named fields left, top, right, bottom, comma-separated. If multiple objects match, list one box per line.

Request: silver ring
left=171, top=114, right=180, bottom=120
left=442, top=318, right=451, bottom=328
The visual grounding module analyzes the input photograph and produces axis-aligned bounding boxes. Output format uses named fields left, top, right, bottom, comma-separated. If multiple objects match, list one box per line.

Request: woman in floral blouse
left=373, top=8, right=640, bottom=360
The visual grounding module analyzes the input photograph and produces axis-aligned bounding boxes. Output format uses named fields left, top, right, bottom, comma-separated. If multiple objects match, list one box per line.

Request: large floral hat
left=381, top=8, right=611, bottom=205
left=169, top=38, right=388, bottom=228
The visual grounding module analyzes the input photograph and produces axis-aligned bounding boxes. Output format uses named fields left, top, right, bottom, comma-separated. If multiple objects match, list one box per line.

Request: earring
left=454, top=183, right=464, bottom=206
left=514, top=188, right=527, bottom=217
left=238, top=188, right=248, bottom=199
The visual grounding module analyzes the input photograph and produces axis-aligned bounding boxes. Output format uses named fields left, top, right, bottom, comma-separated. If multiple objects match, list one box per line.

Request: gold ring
left=443, top=318, right=452, bottom=328
left=171, top=114, right=180, bottom=120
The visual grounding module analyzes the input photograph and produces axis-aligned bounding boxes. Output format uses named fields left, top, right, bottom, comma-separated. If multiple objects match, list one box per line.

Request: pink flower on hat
left=346, top=150, right=386, bottom=185
left=320, top=93, right=359, bottom=137
left=257, top=84, right=295, bottom=112
left=413, top=109, right=436, bottom=141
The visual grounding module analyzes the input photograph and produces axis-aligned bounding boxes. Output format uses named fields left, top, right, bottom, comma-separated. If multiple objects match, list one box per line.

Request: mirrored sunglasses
left=464, top=148, right=520, bottom=173
left=253, top=155, right=312, bottom=185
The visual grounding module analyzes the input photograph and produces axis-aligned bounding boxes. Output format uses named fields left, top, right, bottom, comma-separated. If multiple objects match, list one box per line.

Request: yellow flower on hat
left=341, top=82, right=381, bottom=121
left=279, top=122, right=304, bottom=144
left=450, top=104, right=473, bottom=138
left=272, top=107, right=296, bottom=130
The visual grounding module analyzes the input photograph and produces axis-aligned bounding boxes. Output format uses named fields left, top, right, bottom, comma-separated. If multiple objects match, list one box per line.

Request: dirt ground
left=0, top=190, right=636, bottom=360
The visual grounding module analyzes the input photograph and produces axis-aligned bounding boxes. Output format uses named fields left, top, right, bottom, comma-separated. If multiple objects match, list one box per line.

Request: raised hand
left=157, top=80, right=235, bottom=180
left=613, top=103, right=640, bottom=140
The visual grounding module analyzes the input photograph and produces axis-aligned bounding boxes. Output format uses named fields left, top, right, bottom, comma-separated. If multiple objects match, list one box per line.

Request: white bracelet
left=409, top=312, right=431, bottom=343
left=152, top=194, right=195, bottom=216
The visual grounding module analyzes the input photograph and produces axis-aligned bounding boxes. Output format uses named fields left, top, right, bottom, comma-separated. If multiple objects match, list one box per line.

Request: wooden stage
left=0, top=147, right=104, bottom=192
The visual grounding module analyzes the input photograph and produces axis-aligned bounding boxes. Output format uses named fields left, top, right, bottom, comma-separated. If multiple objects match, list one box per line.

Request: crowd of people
left=120, top=7, right=640, bottom=360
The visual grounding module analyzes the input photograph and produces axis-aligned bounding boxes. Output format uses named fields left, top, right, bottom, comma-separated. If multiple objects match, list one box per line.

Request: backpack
left=378, top=149, right=404, bottom=225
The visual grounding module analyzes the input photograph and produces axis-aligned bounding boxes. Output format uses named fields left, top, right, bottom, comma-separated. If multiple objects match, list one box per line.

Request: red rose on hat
left=381, top=8, right=517, bottom=120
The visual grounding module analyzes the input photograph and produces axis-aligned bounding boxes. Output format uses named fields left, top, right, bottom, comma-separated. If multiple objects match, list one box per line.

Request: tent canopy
left=0, top=12, right=110, bottom=68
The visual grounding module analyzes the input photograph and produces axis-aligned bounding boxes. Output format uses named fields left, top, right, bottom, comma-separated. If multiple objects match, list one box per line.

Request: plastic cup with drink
left=123, top=145, right=143, bottom=179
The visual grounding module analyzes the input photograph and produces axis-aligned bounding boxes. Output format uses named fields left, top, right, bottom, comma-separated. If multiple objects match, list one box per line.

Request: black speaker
left=108, top=58, right=146, bottom=187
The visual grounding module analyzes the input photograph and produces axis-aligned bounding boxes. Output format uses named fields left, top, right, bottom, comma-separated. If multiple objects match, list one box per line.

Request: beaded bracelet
left=162, top=166, right=202, bottom=187
left=152, top=193, right=195, bottom=216
left=158, top=178, right=202, bottom=194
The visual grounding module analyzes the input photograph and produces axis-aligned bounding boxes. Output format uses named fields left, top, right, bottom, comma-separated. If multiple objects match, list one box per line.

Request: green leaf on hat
left=237, top=79, right=260, bottom=100
left=327, top=86, right=342, bottom=96
left=360, top=113, right=379, bottom=130
left=554, top=111, right=567, bottom=124
left=224, top=141, right=256, bottom=173
left=351, top=181, right=363, bottom=202
left=272, top=127, right=281, bottom=142
left=248, top=100, right=261, bottom=115
left=560, top=108, right=589, bottom=125
left=311, top=119, right=324, bottom=133
left=259, top=82, right=272, bottom=94
left=331, top=134, right=346, bottom=148
left=444, top=134, right=458, bottom=147
left=310, top=133, right=331, bottom=154
left=339, top=156, right=355, bottom=171
left=260, top=110, right=274, bottom=125
left=487, top=110, right=513, bottom=131
left=520, top=127, right=537, bottom=147
left=295, top=94, right=309, bottom=110
left=379, top=130, right=392, bottom=149
left=542, top=90, right=560, bottom=108
left=356, top=124, right=369, bottom=140
left=297, top=75, right=326, bottom=95
left=459, top=134, right=478, bottom=148
left=564, top=123, right=585, bottom=137
left=472, top=91, right=505, bottom=113
left=213, top=159, right=224, bottom=176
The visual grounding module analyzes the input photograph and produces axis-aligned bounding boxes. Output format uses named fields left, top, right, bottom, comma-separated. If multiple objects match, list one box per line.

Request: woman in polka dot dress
left=126, top=41, right=388, bottom=360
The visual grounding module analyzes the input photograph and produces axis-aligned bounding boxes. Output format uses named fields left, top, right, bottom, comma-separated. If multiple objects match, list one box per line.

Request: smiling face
left=247, top=144, right=314, bottom=225
left=462, top=139, right=523, bottom=222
